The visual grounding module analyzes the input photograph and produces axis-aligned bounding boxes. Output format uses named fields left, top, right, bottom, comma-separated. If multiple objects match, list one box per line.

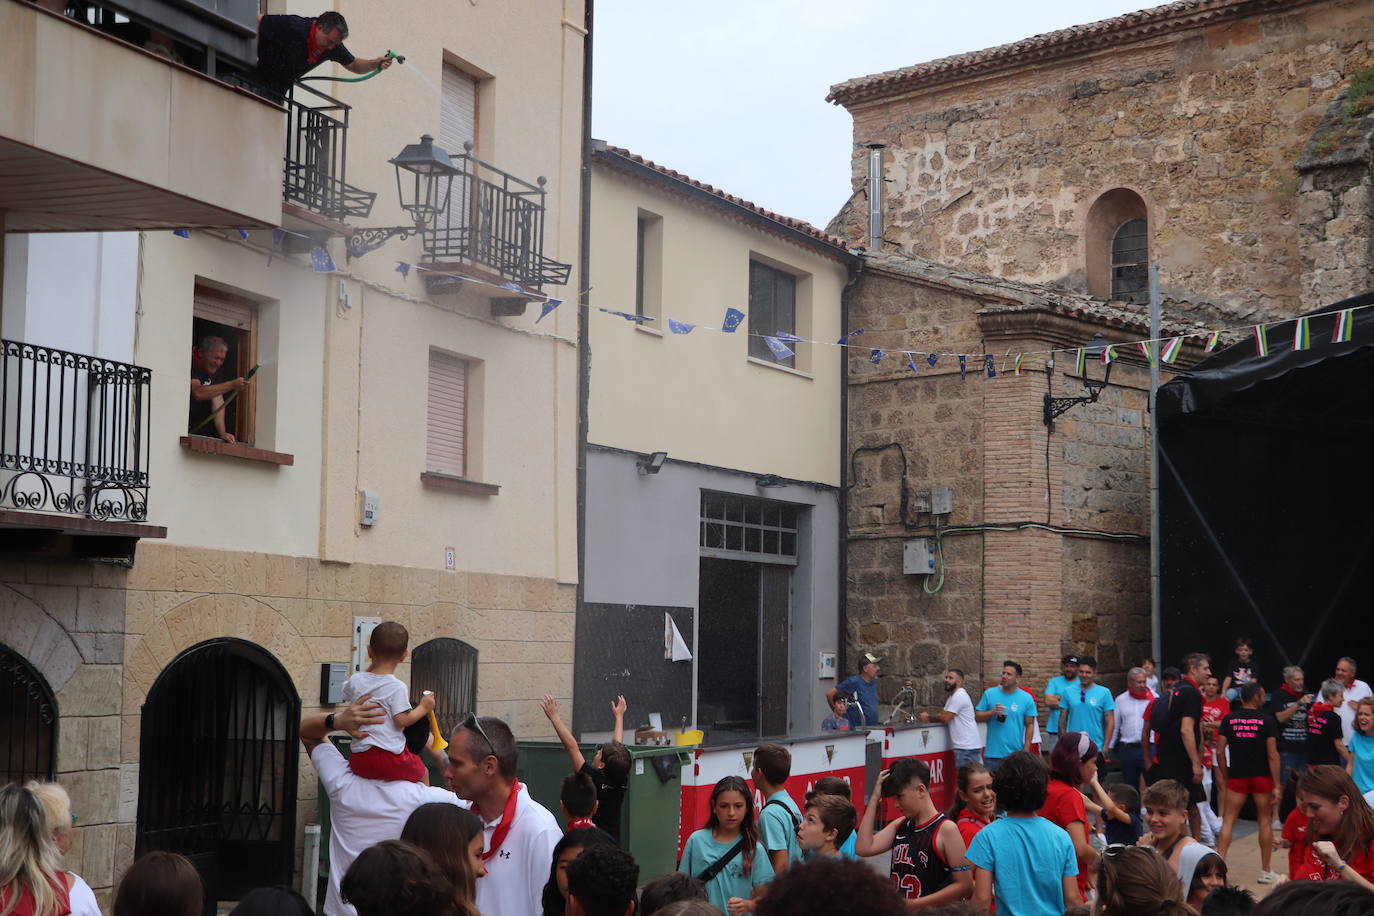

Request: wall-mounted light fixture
left=636, top=451, right=668, bottom=475
left=347, top=135, right=460, bottom=259
left=1044, top=332, right=1115, bottom=425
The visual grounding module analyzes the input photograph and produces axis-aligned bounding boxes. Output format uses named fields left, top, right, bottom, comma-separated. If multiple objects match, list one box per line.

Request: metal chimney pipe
left=863, top=143, right=885, bottom=252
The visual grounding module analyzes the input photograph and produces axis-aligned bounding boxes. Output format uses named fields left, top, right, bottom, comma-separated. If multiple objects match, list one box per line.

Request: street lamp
left=348, top=134, right=460, bottom=259
left=1043, top=332, right=1115, bottom=425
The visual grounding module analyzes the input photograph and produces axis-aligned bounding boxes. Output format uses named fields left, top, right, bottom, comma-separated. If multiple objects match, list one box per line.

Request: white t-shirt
left=1113, top=689, right=1156, bottom=747
left=945, top=687, right=980, bottom=749
left=341, top=671, right=412, bottom=754
left=311, top=741, right=460, bottom=916
left=1338, top=678, right=1373, bottom=743
left=474, top=783, right=562, bottom=916
left=66, top=873, right=100, bottom=916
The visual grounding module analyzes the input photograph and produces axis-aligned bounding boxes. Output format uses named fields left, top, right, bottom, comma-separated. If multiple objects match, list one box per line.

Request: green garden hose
left=300, top=50, right=405, bottom=83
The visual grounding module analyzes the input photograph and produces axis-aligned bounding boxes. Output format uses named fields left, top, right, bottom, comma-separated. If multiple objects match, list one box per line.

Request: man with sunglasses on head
left=446, top=712, right=561, bottom=916
left=300, top=698, right=461, bottom=916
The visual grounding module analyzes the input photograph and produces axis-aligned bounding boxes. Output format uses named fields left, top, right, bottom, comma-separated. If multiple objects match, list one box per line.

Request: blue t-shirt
left=679, top=828, right=775, bottom=910
left=966, top=816, right=1077, bottom=916
left=1350, top=731, right=1374, bottom=794
left=1061, top=684, right=1115, bottom=747
left=836, top=674, right=879, bottom=728
left=977, top=688, right=1037, bottom=758
left=1044, top=674, right=1078, bottom=733
left=759, top=790, right=803, bottom=869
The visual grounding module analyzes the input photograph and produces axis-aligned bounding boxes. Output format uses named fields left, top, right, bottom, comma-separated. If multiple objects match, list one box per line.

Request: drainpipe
left=574, top=0, right=593, bottom=720
left=863, top=143, right=885, bottom=252
left=838, top=257, right=863, bottom=672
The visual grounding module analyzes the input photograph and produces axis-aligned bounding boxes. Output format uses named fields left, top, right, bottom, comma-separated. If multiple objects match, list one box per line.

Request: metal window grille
left=748, top=262, right=797, bottom=367
left=699, top=491, right=799, bottom=565
left=410, top=638, right=478, bottom=738
left=136, top=639, right=299, bottom=905
left=0, top=643, right=57, bottom=785
left=1111, top=218, right=1149, bottom=303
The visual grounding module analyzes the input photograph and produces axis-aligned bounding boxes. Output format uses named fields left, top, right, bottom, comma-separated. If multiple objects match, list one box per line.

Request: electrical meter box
left=929, top=487, right=954, bottom=516
left=903, top=538, right=936, bottom=575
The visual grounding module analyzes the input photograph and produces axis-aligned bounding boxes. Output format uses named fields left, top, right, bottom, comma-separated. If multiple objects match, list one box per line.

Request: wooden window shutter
left=441, top=65, right=477, bottom=156
left=426, top=351, right=467, bottom=477
left=193, top=285, right=255, bottom=330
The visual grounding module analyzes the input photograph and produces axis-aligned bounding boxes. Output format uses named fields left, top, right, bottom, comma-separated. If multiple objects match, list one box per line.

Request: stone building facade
left=828, top=0, right=1374, bottom=322
left=844, top=252, right=1204, bottom=705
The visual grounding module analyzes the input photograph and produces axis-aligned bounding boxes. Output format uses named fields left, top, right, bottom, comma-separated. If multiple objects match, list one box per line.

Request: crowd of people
left=6, top=624, right=1374, bottom=916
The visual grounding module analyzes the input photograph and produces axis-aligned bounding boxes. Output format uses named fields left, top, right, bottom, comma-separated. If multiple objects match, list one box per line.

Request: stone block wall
left=1, top=541, right=574, bottom=908
left=832, top=1, right=1374, bottom=322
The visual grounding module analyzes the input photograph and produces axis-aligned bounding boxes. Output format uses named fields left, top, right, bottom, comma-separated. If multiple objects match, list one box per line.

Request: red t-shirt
left=1288, top=821, right=1374, bottom=884
left=955, top=807, right=989, bottom=849
left=1039, top=778, right=1091, bottom=898
left=1201, top=697, right=1228, bottom=768
left=1282, top=807, right=1308, bottom=878
left=0, top=877, right=70, bottom=916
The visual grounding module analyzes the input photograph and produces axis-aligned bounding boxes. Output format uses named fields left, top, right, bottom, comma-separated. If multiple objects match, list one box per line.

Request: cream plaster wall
left=588, top=167, right=848, bottom=487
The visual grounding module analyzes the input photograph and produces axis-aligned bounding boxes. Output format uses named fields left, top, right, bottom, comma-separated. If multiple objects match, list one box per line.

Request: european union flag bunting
left=722, top=308, right=745, bottom=332
left=310, top=245, right=336, bottom=273
left=764, top=336, right=794, bottom=360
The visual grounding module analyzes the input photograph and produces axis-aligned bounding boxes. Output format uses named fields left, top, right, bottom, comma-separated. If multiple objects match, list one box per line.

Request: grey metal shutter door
left=426, top=350, right=467, bottom=476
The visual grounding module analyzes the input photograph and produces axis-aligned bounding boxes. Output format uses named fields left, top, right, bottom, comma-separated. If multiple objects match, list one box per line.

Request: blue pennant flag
left=985, top=354, right=996, bottom=378
left=536, top=298, right=562, bottom=324
left=599, top=308, right=651, bottom=322
left=267, top=228, right=286, bottom=266
left=172, top=229, right=190, bottom=239
left=395, top=261, right=411, bottom=280
left=870, top=348, right=885, bottom=365
left=905, top=352, right=919, bottom=373
left=236, top=228, right=250, bottom=240
left=926, top=353, right=939, bottom=367
left=499, top=281, right=523, bottom=293
left=668, top=318, right=695, bottom=335
left=958, top=355, right=967, bottom=380
left=311, top=245, right=336, bottom=273
left=721, top=308, right=745, bottom=332
left=775, top=332, right=804, bottom=342
left=838, top=328, right=866, bottom=346
left=764, top=336, right=795, bottom=360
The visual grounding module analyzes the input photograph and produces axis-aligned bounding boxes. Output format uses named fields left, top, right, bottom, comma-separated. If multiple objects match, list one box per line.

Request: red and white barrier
left=678, top=732, right=868, bottom=854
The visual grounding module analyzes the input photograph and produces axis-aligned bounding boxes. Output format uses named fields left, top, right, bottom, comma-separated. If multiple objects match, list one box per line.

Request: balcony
left=419, top=150, right=572, bottom=290
left=0, top=339, right=165, bottom=555
left=0, top=0, right=283, bottom=232
left=281, top=83, right=376, bottom=226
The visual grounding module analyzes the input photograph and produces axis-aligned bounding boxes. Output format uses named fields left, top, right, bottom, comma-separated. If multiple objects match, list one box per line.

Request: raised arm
left=541, top=694, right=586, bottom=770
left=611, top=695, right=626, bottom=744
left=855, top=770, right=903, bottom=857
left=395, top=691, right=436, bottom=728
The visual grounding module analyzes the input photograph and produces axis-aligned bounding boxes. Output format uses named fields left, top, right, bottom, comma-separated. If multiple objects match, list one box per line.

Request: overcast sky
left=593, top=1, right=1153, bottom=229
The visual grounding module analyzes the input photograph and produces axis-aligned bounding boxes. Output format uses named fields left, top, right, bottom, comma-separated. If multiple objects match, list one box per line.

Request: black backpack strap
left=763, top=798, right=801, bottom=832
left=697, top=837, right=747, bottom=884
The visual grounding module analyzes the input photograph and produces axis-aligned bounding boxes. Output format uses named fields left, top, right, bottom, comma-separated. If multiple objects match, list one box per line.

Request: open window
left=190, top=284, right=257, bottom=444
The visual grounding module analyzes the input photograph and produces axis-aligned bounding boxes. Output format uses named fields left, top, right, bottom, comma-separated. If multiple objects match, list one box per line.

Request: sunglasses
left=459, top=713, right=496, bottom=760
left=1103, top=843, right=1133, bottom=858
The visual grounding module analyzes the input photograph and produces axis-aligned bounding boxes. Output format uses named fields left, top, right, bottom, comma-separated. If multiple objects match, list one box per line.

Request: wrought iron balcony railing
left=282, top=83, right=377, bottom=222
left=421, top=150, right=572, bottom=289
left=0, top=340, right=152, bottom=523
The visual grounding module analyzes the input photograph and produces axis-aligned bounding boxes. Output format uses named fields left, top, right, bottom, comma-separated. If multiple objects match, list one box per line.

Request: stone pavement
left=1219, top=820, right=1279, bottom=903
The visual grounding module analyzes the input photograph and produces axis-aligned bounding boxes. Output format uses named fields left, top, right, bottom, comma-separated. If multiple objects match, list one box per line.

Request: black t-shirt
left=1307, top=706, right=1345, bottom=766
left=253, top=15, right=355, bottom=100
left=1225, top=655, right=1258, bottom=689
left=1158, top=680, right=1203, bottom=772
left=580, top=761, right=627, bottom=843
left=1267, top=686, right=1310, bottom=754
left=189, top=365, right=214, bottom=432
left=1219, top=710, right=1277, bottom=778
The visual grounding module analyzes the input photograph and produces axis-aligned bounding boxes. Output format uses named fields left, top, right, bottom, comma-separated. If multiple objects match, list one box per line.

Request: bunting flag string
left=958, top=355, right=967, bottom=380
left=905, top=352, right=919, bottom=373
left=1252, top=324, right=1269, bottom=357
left=1161, top=337, right=1182, bottom=364
left=395, top=261, right=411, bottom=280
left=1137, top=340, right=1156, bottom=367
left=536, top=298, right=562, bottom=324
left=310, top=245, right=336, bottom=273
left=1333, top=309, right=1353, bottom=343
left=838, top=329, right=865, bottom=346
left=1075, top=349, right=1087, bottom=375
left=765, top=337, right=794, bottom=361
left=1293, top=316, right=1310, bottom=351
left=926, top=353, right=939, bottom=367
left=1012, top=353, right=1025, bottom=376
left=984, top=354, right=995, bottom=378
left=1102, top=344, right=1119, bottom=364
left=870, top=348, right=885, bottom=365
left=172, top=229, right=190, bottom=239
left=668, top=318, right=695, bottom=335
left=721, top=308, right=745, bottom=333
left=1204, top=330, right=1222, bottom=353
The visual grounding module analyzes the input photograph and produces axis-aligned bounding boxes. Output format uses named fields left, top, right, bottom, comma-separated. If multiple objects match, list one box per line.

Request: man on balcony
left=251, top=11, right=393, bottom=102
left=190, top=336, right=249, bottom=444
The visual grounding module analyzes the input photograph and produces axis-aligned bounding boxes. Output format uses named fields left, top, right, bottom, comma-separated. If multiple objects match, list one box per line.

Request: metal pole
left=1149, top=263, right=1162, bottom=664
left=864, top=143, right=885, bottom=252
left=302, top=824, right=320, bottom=909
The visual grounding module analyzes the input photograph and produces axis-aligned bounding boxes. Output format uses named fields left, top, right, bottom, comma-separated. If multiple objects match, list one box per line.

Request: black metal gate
left=0, top=642, right=57, bottom=785
left=136, top=638, right=299, bottom=905
left=411, top=637, right=478, bottom=737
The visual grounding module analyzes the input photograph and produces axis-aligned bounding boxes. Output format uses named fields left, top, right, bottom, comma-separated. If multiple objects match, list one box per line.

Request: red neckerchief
left=1181, top=676, right=1200, bottom=690
left=1280, top=684, right=1302, bottom=700
left=306, top=21, right=323, bottom=63
left=475, top=779, right=522, bottom=861
left=566, top=817, right=595, bottom=832
left=1128, top=688, right=1153, bottom=701
left=1311, top=702, right=1333, bottom=715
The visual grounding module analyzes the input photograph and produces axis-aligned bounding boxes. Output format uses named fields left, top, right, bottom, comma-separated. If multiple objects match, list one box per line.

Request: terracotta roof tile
left=828, top=0, right=1302, bottom=106
left=591, top=141, right=852, bottom=255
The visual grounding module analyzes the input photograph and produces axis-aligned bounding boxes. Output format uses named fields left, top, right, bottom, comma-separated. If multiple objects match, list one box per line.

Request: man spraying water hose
left=251, top=11, right=394, bottom=102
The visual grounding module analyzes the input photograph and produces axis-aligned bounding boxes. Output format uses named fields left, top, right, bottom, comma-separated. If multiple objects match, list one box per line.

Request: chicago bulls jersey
left=889, top=813, right=952, bottom=900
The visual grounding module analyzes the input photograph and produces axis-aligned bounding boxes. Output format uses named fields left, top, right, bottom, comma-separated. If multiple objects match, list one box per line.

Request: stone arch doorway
left=0, top=642, right=58, bottom=784
left=135, top=638, right=300, bottom=907
left=411, top=636, right=478, bottom=737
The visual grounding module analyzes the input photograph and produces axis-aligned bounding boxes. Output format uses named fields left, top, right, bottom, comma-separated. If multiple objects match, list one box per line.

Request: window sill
left=634, top=323, right=664, bottom=338
left=420, top=472, right=500, bottom=496
left=746, top=357, right=814, bottom=380
left=179, top=436, right=294, bottom=466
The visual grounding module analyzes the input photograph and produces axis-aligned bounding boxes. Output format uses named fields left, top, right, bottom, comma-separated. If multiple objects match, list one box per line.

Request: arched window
left=1085, top=189, right=1148, bottom=302
left=0, top=643, right=58, bottom=784
left=1112, top=218, right=1149, bottom=303
left=411, top=638, right=478, bottom=738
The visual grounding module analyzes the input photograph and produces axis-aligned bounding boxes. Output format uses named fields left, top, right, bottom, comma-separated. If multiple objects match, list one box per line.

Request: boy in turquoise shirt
left=753, top=743, right=803, bottom=874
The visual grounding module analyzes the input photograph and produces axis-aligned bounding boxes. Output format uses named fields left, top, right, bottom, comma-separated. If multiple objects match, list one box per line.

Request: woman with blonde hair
left=0, top=783, right=71, bottom=916
left=24, top=784, right=97, bottom=916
